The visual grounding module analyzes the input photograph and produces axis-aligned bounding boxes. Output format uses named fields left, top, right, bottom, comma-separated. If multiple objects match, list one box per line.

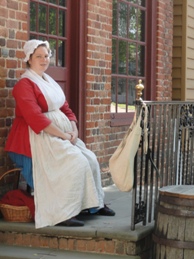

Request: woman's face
left=28, top=46, right=50, bottom=76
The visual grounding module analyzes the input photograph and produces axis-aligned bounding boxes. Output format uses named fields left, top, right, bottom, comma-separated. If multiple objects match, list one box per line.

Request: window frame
left=110, top=0, right=157, bottom=127
left=29, top=0, right=67, bottom=68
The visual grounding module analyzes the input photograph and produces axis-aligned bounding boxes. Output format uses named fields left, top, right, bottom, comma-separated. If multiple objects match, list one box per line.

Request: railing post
left=131, top=79, right=146, bottom=230
left=135, top=79, right=144, bottom=101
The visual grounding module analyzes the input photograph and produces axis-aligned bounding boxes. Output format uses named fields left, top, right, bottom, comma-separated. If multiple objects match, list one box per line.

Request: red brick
left=6, top=60, right=17, bottom=69
left=14, top=233, right=23, bottom=245
left=30, top=234, right=41, bottom=247
left=49, top=237, right=58, bottom=249
left=105, top=240, right=115, bottom=254
left=21, top=233, right=32, bottom=246
left=95, top=240, right=106, bottom=252
left=67, top=239, right=76, bottom=250
left=59, top=238, right=68, bottom=249
left=86, top=239, right=96, bottom=252
left=76, top=239, right=87, bottom=251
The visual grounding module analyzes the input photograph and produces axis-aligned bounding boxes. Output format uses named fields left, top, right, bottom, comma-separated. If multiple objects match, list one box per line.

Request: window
left=30, top=0, right=67, bottom=67
left=111, top=0, right=149, bottom=126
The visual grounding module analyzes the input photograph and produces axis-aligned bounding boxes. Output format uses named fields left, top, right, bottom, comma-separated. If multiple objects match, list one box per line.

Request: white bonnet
left=23, top=39, right=52, bottom=62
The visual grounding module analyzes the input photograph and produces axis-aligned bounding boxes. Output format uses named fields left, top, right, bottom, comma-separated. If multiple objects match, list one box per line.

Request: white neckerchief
left=21, top=69, right=65, bottom=111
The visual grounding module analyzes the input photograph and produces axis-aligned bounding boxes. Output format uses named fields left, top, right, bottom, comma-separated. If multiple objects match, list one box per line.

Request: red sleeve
left=60, top=101, right=78, bottom=122
left=13, top=78, right=52, bottom=134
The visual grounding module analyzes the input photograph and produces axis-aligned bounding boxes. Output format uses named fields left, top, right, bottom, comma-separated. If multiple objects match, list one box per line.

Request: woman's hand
left=68, top=121, right=79, bottom=145
left=67, top=130, right=78, bottom=145
left=43, top=121, right=79, bottom=144
left=43, top=123, right=72, bottom=142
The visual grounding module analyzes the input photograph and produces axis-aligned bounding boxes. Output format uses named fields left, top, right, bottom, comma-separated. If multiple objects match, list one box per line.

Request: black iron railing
left=131, top=100, right=194, bottom=230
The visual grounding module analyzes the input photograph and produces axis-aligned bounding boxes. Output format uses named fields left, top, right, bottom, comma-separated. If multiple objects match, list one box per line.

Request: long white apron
left=29, top=109, right=104, bottom=228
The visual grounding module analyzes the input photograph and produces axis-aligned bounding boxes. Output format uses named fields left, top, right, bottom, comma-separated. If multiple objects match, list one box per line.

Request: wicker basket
left=0, top=203, right=33, bottom=222
left=0, top=168, right=34, bottom=223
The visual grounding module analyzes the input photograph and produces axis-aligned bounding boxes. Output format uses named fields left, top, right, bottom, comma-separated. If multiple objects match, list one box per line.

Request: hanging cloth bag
left=109, top=104, right=148, bottom=192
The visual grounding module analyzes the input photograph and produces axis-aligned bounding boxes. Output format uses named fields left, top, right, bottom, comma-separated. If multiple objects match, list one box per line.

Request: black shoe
left=96, top=205, right=115, bottom=216
left=58, top=217, right=84, bottom=227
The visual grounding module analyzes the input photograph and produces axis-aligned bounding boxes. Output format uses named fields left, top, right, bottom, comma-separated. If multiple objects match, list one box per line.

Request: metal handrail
left=131, top=82, right=194, bottom=230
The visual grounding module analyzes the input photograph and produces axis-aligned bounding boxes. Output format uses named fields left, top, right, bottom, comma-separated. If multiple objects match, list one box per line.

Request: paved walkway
left=0, top=244, right=137, bottom=259
left=0, top=185, right=154, bottom=259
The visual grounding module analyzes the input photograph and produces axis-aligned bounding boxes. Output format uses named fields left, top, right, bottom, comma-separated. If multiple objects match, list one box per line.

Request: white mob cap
left=23, top=39, right=52, bottom=62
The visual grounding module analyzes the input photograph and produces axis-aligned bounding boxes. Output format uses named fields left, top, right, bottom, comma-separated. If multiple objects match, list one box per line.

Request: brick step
left=0, top=219, right=154, bottom=259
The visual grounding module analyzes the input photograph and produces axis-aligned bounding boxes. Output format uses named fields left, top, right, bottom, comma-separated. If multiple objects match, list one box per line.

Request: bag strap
left=147, top=148, right=160, bottom=179
left=121, top=106, right=144, bottom=148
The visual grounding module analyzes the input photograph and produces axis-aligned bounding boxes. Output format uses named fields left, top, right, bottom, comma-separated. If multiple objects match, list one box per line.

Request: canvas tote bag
left=109, top=104, right=148, bottom=192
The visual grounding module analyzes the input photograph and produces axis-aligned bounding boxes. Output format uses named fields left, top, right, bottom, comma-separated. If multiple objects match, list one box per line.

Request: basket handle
left=0, top=168, right=21, bottom=182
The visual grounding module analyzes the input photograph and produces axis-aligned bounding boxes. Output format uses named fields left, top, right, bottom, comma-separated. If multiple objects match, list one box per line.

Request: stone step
left=0, top=185, right=154, bottom=258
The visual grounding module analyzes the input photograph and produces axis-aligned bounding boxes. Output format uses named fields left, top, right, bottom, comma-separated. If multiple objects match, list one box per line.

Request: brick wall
left=0, top=0, right=28, bottom=173
left=85, top=0, right=114, bottom=178
left=156, top=0, right=173, bottom=101
left=85, top=0, right=174, bottom=180
left=0, top=0, right=174, bottom=184
left=85, top=0, right=129, bottom=185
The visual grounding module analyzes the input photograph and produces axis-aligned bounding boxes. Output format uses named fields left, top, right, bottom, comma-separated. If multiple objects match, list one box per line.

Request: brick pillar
left=0, top=0, right=28, bottom=173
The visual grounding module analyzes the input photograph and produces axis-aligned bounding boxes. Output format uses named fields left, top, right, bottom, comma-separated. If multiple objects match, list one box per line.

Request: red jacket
left=5, top=78, right=77, bottom=157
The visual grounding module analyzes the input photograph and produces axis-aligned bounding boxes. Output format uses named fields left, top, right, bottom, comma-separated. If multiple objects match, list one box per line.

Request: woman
left=5, top=39, right=115, bottom=228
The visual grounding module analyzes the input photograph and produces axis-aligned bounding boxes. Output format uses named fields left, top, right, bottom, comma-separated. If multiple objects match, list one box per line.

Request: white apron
left=22, top=69, right=104, bottom=228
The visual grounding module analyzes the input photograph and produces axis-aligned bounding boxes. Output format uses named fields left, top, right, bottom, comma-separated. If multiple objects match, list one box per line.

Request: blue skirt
left=8, top=152, right=34, bottom=189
